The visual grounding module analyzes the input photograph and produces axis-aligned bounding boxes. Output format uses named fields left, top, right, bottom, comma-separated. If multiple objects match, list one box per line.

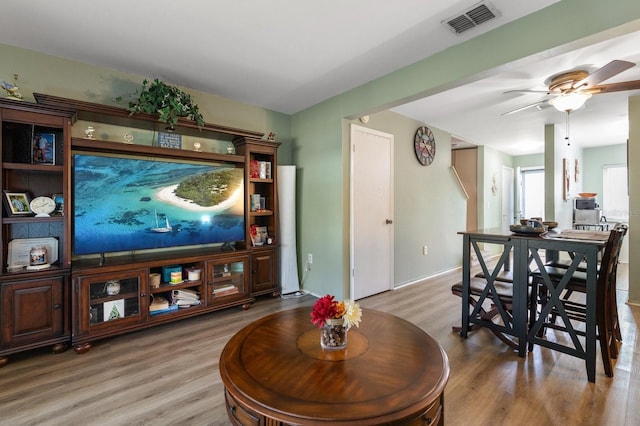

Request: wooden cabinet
left=250, top=248, right=279, bottom=296
left=0, top=94, right=283, bottom=360
left=234, top=138, right=281, bottom=296
left=0, top=99, right=73, bottom=364
left=0, top=274, right=69, bottom=365
left=72, top=251, right=253, bottom=352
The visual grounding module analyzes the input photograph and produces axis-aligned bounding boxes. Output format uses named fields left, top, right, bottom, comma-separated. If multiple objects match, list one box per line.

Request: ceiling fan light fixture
left=549, top=92, right=592, bottom=112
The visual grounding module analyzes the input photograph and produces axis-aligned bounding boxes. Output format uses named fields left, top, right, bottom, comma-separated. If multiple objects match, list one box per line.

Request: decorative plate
left=510, top=224, right=546, bottom=236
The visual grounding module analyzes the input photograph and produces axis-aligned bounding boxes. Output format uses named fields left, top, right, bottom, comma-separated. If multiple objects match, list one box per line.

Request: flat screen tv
left=72, top=152, right=245, bottom=256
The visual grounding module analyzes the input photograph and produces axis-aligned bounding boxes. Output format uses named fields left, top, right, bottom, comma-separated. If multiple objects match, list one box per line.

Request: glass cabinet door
left=207, top=258, right=248, bottom=304
left=78, top=270, right=145, bottom=332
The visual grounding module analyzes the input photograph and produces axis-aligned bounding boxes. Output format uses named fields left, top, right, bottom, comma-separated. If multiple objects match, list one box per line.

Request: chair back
left=598, top=228, right=624, bottom=288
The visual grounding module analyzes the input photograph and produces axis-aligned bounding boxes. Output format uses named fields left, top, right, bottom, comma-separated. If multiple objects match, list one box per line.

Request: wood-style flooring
left=0, top=264, right=638, bottom=426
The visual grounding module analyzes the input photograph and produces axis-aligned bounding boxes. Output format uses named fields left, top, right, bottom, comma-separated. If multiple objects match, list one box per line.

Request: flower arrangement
left=117, top=79, right=205, bottom=128
left=310, top=294, right=362, bottom=329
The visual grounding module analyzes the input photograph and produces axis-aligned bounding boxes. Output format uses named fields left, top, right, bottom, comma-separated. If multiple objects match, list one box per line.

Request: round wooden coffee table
left=219, top=307, right=449, bottom=425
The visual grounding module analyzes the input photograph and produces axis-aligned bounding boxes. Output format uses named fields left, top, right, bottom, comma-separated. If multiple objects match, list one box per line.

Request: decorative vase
left=320, top=318, right=347, bottom=350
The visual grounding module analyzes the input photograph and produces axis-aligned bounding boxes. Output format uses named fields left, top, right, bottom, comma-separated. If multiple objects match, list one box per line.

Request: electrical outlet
left=423, top=245, right=428, bottom=255
left=307, top=253, right=313, bottom=264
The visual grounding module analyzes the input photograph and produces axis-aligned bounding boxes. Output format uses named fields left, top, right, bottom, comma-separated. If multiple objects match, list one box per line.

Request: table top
left=459, top=227, right=609, bottom=245
left=219, top=307, right=449, bottom=424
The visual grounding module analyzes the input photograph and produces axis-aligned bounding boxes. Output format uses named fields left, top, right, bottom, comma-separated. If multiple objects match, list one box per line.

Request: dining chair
left=528, top=227, right=625, bottom=377
left=451, top=277, right=521, bottom=349
left=451, top=239, right=534, bottom=350
left=542, top=223, right=627, bottom=353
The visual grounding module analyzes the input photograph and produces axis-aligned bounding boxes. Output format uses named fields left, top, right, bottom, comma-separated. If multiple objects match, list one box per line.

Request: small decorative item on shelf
left=267, top=131, right=277, bottom=141
left=250, top=224, right=265, bottom=246
left=52, top=193, right=64, bottom=215
left=149, top=273, right=161, bottom=288
left=84, top=126, right=96, bottom=139
left=27, top=246, right=50, bottom=271
left=123, top=132, right=134, bottom=144
left=311, top=295, right=362, bottom=350
left=158, top=132, right=182, bottom=149
left=193, top=141, right=202, bottom=152
left=117, top=78, right=205, bottom=129
left=1, top=75, right=23, bottom=100
left=226, top=143, right=235, bottom=155
left=104, top=280, right=121, bottom=296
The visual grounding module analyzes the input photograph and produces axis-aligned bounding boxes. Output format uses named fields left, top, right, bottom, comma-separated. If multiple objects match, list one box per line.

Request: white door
left=350, top=124, right=393, bottom=300
left=502, top=166, right=514, bottom=227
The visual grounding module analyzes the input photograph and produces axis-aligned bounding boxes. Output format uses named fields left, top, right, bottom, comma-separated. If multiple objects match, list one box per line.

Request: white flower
left=342, top=300, right=362, bottom=329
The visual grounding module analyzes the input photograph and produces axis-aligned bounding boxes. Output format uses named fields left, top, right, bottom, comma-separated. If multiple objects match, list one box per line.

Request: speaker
left=278, top=165, right=300, bottom=294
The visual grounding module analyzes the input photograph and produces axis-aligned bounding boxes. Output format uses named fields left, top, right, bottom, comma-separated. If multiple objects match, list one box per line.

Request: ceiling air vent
left=443, top=2, right=501, bottom=35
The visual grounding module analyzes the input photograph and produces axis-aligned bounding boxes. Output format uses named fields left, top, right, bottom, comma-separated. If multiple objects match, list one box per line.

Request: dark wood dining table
left=458, top=227, right=609, bottom=382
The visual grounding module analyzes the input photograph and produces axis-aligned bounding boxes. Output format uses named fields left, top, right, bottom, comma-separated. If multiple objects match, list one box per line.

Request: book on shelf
left=213, top=285, right=239, bottom=296
left=149, top=304, right=179, bottom=315
left=171, top=288, right=200, bottom=299
left=170, top=288, right=201, bottom=307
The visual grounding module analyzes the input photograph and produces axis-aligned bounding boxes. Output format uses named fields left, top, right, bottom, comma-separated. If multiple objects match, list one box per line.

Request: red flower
left=310, top=294, right=338, bottom=328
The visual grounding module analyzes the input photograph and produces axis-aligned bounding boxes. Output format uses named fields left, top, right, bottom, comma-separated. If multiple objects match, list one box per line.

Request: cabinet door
left=207, top=257, right=248, bottom=305
left=250, top=249, right=279, bottom=295
left=1, top=277, right=66, bottom=347
left=75, top=270, right=145, bottom=334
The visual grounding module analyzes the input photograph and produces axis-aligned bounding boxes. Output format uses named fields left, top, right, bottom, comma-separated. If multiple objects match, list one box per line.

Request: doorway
left=350, top=124, right=394, bottom=300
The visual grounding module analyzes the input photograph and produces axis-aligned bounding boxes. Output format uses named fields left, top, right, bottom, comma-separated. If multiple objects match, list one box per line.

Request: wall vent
left=443, top=2, right=501, bottom=34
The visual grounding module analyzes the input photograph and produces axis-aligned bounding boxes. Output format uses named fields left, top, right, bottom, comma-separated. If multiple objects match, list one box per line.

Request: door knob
left=386, top=219, right=393, bottom=224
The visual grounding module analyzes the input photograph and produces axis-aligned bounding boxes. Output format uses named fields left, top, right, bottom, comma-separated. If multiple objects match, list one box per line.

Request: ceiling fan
left=502, top=60, right=640, bottom=115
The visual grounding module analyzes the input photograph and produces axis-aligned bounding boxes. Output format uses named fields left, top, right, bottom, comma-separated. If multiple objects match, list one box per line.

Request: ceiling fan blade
left=501, top=100, right=549, bottom=116
left=572, top=60, right=635, bottom=90
left=503, top=89, right=549, bottom=95
left=588, top=79, right=640, bottom=94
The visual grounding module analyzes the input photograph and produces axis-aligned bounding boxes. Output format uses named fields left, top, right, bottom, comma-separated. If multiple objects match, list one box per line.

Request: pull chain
left=565, top=111, right=571, bottom=146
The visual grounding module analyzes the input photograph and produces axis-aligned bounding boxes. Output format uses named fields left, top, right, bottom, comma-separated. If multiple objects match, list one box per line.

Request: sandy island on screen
left=155, top=185, right=243, bottom=214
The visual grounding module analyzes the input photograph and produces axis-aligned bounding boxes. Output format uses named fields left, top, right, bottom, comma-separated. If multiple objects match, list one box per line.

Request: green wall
left=353, top=111, right=466, bottom=286
left=0, top=43, right=294, bottom=165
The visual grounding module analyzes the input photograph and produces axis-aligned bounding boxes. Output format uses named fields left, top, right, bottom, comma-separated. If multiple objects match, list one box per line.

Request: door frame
left=349, top=124, right=394, bottom=299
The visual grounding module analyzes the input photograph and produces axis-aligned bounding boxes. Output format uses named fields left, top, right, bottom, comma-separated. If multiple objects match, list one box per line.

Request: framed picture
left=52, top=193, right=64, bottom=215
left=3, top=191, right=32, bottom=216
left=33, top=133, right=55, bottom=164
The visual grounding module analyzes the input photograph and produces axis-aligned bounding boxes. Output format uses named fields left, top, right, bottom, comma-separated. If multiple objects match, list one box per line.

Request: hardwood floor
left=0, top=265, right=638, bottom=426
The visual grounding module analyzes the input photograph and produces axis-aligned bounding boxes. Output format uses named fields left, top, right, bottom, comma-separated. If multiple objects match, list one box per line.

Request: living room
left=1, top=0, right=640, bottom=424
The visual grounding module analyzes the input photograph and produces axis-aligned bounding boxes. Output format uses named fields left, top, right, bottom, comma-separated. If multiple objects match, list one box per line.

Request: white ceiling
left=2, top=0, right=639, bottom=156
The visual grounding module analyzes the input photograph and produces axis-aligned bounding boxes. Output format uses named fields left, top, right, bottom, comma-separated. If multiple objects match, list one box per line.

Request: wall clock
left=414, top=126, right=436, bottom=166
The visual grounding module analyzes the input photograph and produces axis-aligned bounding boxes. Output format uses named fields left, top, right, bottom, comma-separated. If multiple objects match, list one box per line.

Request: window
left=521, top=168, right=544, bottom=219
left=602, top=164, right=628, bottom=221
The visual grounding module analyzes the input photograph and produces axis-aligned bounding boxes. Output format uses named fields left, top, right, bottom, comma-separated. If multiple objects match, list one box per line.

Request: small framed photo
left=52, top=193, right=64, bottom=215
left=3, top=191, right=32, bottom=216
left=33, top=133, right=55, bottom=164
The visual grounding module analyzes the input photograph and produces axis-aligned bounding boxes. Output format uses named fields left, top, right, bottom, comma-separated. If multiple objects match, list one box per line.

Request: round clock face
left=30, top=196, right=56, bottom=217
left=414, top=126, right=436, bottom=166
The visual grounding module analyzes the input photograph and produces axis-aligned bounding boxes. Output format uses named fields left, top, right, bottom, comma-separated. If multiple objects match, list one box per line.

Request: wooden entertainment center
left=0, top=94, right=280, bottom=364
